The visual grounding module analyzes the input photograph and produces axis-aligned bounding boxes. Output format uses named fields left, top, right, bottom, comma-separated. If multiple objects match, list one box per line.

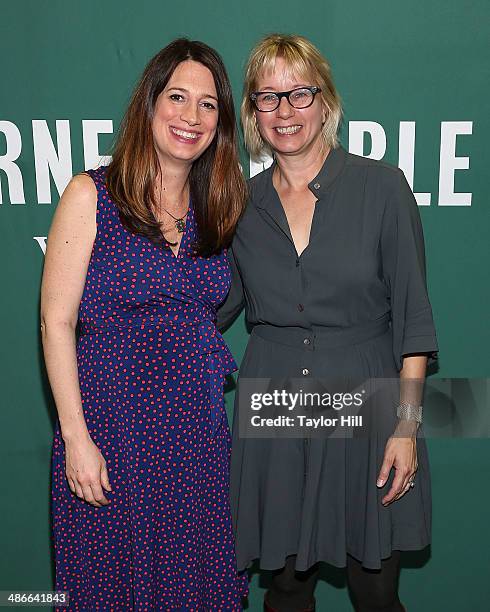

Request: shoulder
left=246, top=163, right=274, bottom=200
left=343, top=151, right=403, bottom=187
left=48, top=174, right=98, bottom=245
left=340, top=152, right=410, bottom=209
left=231, top=164, right=273, bottom=230
left=61, top=166, right=114, bottom=215
left=60, top=173, right=98, bottom=209
left=81, top=165, right=109, bottom=190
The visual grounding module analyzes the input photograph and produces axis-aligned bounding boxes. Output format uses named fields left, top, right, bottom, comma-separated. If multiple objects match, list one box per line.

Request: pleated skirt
left=230, top=323, right=431, bottom=572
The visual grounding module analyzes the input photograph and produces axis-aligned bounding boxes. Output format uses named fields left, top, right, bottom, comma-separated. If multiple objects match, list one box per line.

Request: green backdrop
left=1, top=1, right=488, bottom=610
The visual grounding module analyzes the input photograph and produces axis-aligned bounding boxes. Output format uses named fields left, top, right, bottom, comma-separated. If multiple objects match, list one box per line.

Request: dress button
left=302, top=368, right=310, bottom=376
left=297, top=303, right=304, bottom=312
left=314, top=182, right=321, bottom=189
left=295, top=258, right=300, bottom=267
left=303, top=338, right=311, bottom=345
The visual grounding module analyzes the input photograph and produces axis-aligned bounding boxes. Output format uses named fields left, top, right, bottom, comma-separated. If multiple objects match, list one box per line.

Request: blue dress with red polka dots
left=51, top=166, right=247, bottom=610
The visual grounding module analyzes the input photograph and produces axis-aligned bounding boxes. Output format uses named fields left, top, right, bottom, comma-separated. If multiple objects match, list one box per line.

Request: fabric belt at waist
left=79, top=314, right=236, bottom=437
left=251, top=313, right=390, bottom=350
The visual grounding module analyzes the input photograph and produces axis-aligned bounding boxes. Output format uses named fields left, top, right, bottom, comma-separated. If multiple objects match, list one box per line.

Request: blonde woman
left=218, top=34, right=438, bottom=612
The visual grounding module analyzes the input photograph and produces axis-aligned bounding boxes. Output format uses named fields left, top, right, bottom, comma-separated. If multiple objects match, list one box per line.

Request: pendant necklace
left=158, top=184, right=189, bottom=233
left=161, top=206, right=188, bottom=233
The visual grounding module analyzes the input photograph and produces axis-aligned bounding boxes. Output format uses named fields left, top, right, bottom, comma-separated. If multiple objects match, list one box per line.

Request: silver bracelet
left=396, top=401, right=423, bottom=423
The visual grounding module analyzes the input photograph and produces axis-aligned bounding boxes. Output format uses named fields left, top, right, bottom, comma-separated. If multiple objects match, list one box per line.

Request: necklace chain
left=157, top=184, right=189, bottom=234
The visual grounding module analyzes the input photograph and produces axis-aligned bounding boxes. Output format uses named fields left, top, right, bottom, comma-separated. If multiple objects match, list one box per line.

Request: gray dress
left=217, top=145, right=438, bottom=572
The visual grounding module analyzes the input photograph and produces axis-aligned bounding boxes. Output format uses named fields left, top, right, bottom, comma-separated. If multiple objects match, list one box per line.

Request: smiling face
left=254, top=56, right=326, bottom=158
left=151, top=59, right=219, bottom=167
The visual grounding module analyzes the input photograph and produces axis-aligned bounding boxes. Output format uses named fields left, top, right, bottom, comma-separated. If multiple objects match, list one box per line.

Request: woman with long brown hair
left=41, top=38, right=247, bottom=609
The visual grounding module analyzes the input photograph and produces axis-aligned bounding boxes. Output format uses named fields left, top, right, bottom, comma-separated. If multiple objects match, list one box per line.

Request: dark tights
left=266, top=555, right=318, bottom=611
left=266, top=552, right=404, bottom=611
left=346, top=551, right=404, bottom=612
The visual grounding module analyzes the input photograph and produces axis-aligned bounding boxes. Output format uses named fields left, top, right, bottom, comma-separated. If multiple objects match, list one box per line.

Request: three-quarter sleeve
left=381, top=169, right=439, bottom=371
left=216, top=244, right=245, bottom=332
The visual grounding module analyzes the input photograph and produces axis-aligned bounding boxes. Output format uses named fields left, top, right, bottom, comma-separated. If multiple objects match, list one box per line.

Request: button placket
left=301, top=333, right=314, bottom=377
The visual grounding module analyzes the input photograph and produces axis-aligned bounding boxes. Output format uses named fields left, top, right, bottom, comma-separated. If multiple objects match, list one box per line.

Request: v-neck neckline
left=270, top=175, right=318, bottom=259
left=255, top=147, right=347, bottom=259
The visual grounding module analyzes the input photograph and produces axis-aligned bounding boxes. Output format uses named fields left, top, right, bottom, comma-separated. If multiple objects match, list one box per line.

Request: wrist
left=61, top=427, right=91, bottom=445
left=396, top=401, right=422, bottom=423
left=393, top=419, right=419, bottom=439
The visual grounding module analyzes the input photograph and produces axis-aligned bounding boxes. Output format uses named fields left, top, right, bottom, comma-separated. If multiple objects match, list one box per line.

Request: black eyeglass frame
left=250, top=86, right=322, bottom=112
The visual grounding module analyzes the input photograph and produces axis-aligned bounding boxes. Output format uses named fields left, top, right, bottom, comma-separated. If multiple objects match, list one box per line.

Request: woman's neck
left=274, top=143, right=331, bottom=192
left=154, top=159, right=191, bottom=213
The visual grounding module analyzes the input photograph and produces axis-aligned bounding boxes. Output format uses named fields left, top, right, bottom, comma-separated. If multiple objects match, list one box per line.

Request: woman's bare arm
left=41, top=173, right=111, bottom=506
left=41, top=174, right=96, bottom=442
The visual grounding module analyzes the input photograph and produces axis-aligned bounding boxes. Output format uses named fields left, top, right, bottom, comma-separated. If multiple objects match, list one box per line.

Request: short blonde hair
left=241, top=34, right=343, bottom=160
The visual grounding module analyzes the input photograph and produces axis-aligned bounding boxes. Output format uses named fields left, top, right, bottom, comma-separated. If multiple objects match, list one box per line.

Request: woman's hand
left=377, top=356, right=427, bottom=505
left=376, top=423, right=418, bottom=506
left=65, top=435, right=112, bottom=507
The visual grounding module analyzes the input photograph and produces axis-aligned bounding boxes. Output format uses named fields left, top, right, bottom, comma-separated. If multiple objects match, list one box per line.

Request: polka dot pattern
left=50, top=167, right=247, bottom=610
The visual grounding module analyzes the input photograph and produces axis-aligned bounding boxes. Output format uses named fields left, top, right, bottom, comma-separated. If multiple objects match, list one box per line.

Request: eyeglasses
left=250, top=86, right=322, bottom=112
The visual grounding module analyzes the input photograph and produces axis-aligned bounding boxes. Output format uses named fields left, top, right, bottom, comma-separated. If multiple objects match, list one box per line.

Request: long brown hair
left=106, top=38, right=246, bottom=256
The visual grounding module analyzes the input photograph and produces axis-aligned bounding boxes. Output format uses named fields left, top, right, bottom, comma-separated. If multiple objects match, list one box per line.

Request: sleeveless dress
left=50, top=167, right=247, bottom=610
